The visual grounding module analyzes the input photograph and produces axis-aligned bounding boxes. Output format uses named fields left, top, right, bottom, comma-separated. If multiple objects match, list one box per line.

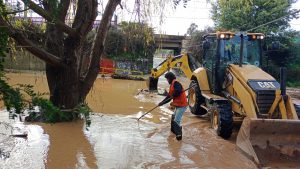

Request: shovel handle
left=137, top=83, right=196, bottom=121
left=137, top=105, right=160, bottom=121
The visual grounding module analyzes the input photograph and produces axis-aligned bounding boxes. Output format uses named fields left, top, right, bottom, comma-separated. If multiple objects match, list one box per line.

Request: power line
left=151, top=16, right=211, bottom=20
left=247, top=9, right=300, bottom=32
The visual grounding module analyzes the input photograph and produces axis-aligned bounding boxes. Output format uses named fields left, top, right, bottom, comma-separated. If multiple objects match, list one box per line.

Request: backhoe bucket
left=236, top=118, right=300, bottom=164
left=147, top=77, right=158, bottom=91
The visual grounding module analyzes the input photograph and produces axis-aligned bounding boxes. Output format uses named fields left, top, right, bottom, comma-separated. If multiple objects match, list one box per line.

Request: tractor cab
left=202, top=32, right=264, bottom=94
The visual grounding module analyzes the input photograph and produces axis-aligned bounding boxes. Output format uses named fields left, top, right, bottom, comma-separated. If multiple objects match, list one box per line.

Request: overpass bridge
left=13, top=16, right=187, bottom=55
left=154, top=34, right=188, bottom=55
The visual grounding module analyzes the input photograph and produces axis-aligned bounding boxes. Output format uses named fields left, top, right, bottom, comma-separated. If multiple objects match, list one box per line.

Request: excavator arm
left=148, top=53, right=199, bottom=90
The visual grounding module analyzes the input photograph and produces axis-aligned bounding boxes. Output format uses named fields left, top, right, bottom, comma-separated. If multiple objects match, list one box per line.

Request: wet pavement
left=0, top=111, right=49, bottom=169
left=0, top=72, right=299, bottom=168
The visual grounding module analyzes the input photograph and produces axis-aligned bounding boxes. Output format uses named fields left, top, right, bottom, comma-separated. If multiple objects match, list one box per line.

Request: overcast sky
left=10, top=0, right=300, bottom=35
left=116, top=0, right=300, bottom=35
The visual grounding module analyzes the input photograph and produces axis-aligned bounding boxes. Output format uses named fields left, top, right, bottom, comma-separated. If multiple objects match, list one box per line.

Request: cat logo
left=257, top=82, right=276, bottom=89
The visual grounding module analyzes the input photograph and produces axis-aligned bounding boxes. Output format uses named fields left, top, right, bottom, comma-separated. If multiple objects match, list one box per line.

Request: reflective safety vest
left=169, top=80, right=188, bottom=107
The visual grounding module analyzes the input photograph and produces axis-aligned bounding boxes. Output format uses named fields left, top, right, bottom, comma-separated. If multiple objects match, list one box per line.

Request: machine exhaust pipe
left=280, top=67, right=287, bottom=96
left=239, top=34, right=244, bottom=67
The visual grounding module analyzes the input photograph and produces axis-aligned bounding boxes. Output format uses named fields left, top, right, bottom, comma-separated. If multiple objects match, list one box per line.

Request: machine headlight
left=256, top=35, right=264, bottom=40
left=260, top=35, right=264, bottom=39
left=220, top=34, right=225, bottom=38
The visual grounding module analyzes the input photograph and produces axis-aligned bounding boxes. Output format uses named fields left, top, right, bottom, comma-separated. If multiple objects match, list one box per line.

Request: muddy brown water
left=0, top=72, right=299, bottom=169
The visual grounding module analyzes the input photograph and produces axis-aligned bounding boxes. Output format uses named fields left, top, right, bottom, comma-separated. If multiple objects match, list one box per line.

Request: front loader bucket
left=236, top=118, right=300, bottom=164
left=147, top=77, right=158, bottom=91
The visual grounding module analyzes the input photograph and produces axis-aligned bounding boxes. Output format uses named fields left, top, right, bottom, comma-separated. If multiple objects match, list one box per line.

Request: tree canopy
left=105, top=22, right=155, bottom=60
left=211, top=0, right=299, bottom=33
left=186, top=23, right=198, bottom=36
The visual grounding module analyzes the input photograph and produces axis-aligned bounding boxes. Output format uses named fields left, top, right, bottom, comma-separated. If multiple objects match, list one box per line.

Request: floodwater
left=0, top=71, right=299, bottom=169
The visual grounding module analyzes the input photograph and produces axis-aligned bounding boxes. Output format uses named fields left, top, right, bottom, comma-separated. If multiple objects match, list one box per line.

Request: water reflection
left=40, top=121, right=97, bottom=169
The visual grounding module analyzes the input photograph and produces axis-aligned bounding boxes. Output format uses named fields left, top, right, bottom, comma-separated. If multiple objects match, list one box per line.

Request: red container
left=100, top=58, right=115, bottom=74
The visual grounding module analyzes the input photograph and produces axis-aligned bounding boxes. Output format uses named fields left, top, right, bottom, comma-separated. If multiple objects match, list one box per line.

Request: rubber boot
left=173, top=122, right=182, bottom=141
left=171, top=114, right=175, bottom=134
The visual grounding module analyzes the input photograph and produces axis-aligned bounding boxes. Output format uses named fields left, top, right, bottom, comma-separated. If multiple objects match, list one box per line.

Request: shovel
left=137, top=84, right=196, bottom=121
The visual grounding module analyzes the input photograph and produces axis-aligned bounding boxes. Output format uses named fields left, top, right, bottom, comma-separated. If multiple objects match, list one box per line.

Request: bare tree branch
left=80, top=0, right=121, bottom=99
left=72, top=0, right=98, bottom=37
left=21, top=0, right=77, bottom=37
left=3, top=8, right=30, bottom=15
left=0, top=16, right=64, bottom=67
left=58, top=0, right=71, bottom=21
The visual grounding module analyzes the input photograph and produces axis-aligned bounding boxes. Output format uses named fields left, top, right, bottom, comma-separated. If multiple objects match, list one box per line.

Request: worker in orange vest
left=158, top=72, right=188, bottom=141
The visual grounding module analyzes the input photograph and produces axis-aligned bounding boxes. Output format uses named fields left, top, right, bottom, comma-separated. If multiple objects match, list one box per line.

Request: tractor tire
left=188, top=80, right=207, bottom=115
left=211, top=102, right=233, bottom=139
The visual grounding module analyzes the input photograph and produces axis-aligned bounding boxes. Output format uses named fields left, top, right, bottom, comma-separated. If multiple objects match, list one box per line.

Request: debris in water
left=111, top=74, right=145, bottom=81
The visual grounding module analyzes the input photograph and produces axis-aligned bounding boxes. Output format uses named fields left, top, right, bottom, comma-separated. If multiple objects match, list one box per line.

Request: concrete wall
left=114, top=59, right=151, bottom=75
left=3, top=50, right=151, bottom=75
left=4, top=51, right=45, bottom=71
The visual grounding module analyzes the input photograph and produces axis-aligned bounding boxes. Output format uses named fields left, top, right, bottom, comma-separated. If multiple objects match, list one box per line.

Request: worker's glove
left=162, top=89, right=168, bottom=96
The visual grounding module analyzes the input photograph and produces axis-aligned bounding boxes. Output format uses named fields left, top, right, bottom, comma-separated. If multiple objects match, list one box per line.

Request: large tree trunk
left=1, top=0, right=121, bottom=111
left=45, top=0, right=120, bottom=110
left=46, top=53, right=80, bottom=109
left=46, top=64, right=80, bottom=109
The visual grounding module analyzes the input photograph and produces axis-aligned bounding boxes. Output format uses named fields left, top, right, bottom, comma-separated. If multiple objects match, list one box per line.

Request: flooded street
left=2, top=0, right=300, bottom=168
left=0, top=72, right=259, bottom=169
left=1, top=71, right=300, bottom=168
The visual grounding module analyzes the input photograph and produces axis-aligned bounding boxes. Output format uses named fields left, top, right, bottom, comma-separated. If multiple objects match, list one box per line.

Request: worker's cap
left=164, top=72, right=176, bottom=80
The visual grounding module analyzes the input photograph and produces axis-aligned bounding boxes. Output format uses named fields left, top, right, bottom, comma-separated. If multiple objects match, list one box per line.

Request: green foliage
left=262, top=31, right=298, bottom=67
left=14, top=19, right=46, bottom=44
left=287, top=35, right=300, bottom=87
left=211, top=0, right=298, bottom=33
left=104, top=22, right=156, bottom=60
left=0, top=79, right=25, bottom=115
left=288, top=34, right=300, bottom=68
left=74, top=103, right=92, bottom=128
left=0, top=4, right=25, bottom=116
left=20, top=84, right=66, bottom=122
left=104, top=28, right=124, bottom=58
left=186, top=23, right=198, bottom=36
left=0, top=0, right=6, bottom=13
left=21, top=84, right=92, bottom=124
left=0, top=29, right=8, bottom=72
left=262, top=32, right=300, bottom=85
left=0, top=1, right=8, bottom=69
left=287, top=81, right=300, bottom=88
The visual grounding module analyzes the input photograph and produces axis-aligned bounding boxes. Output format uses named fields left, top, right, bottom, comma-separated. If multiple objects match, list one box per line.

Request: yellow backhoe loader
left=148, top=32, right=300, bottom=164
